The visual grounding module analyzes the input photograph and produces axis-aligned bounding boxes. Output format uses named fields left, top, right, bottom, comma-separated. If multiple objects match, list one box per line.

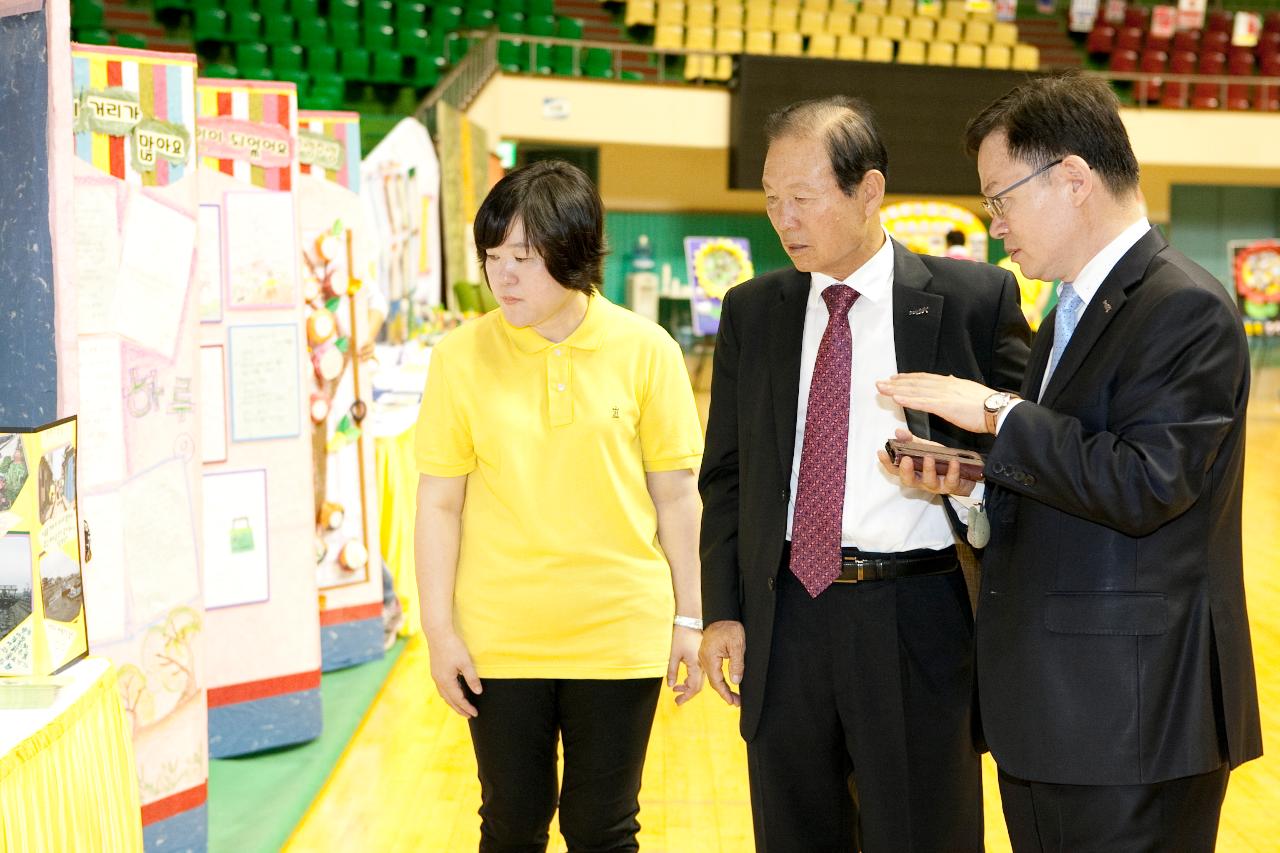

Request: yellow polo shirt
left=415, top=295, right=703, bottom=679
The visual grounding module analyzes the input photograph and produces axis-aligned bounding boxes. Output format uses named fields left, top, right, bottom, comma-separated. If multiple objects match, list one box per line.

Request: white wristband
left=673, top=615, right=704, bottom=631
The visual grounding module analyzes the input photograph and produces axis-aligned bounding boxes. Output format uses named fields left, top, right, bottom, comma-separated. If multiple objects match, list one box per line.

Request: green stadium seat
left=464, top=6, right=495, bottom=28
left=551, top=44, right=575, bottom=76
left=364, top=0, right=393, bottom=27
left=307, top=85, right=345, bottom=110
left=498, top=38, right=529, bottom=72
left=619, top=70, right=643, bottom=81
left=259, top=0, right=288, bottom=18
left=193, top=7, right=227, bottom=43
left=277, top=69, right=310, bottom=92
left=371, top=50, right=403, bottom=83
left=116, top=33, right=147, bottom=49
left=432, top=5, right=462, bottom=31
left=308, top=44, right=338, bottom=74
left=527, top=0, right=553, bottom=16
left=525, top=14, right=555, bottom=37
left=365, top=24, right=395, bottom=52
left=396, top=2, right=427, bottom=30
left=297, top=17, right=328, bottom=48
left=71, top=1, right=105, bottom=30
left=223, top=0, right=254, bottom=19
left=311, top=71, right=345, bottom=92
left=152, top=0, right=191, bottom=28
left=330, top=0, right=359, bottom=24
left=498, top=0, right=525, bottom=13
left=533, top=43, right=552, bottom=73
left=447, top=34, right=471, bottom=64
left=410, top=52, right=444, bottom=86
left=273, top=44, right=304, bottom=73
left=332, top=19, right=361, bottom=49
left=202, top=62, right=239, bottom=78
left=235, top=42, right=270, bottom=77
left=227, top=11, right=262, bottom=43
left=583, top=48, right=613, bottom=78
left=498, top=11, right=524, bottom=33
left=398, top=27, right=430, bottom=55
left=75, top=27, right=112, bottom=44
left=289, top=0, right=318, bottom=19
left=340, top=47, right=370, bottom=79
left=557, top=17, right=584, bottom=40
left=261, top=14, right=295, bottom=47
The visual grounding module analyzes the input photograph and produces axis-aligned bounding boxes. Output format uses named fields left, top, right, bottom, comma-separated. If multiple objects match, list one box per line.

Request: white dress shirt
left=786, top=232, right=955, bottom=553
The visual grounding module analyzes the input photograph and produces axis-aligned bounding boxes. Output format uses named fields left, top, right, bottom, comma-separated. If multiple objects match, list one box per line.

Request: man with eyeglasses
left=878, top=72, right=1261, bottom=851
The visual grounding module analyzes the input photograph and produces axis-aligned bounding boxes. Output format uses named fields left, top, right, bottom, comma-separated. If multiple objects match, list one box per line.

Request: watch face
left=985, top=392, right=1010, bottom=411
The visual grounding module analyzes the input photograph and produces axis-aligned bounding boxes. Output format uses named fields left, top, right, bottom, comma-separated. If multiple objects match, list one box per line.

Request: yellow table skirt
left=376, top=425, right=421, bottom=639
left=0, top=658, right=143, bottom=852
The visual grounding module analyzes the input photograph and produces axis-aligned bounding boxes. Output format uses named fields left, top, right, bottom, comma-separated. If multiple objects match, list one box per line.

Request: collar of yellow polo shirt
left=414, top=294, right=704, bottom=679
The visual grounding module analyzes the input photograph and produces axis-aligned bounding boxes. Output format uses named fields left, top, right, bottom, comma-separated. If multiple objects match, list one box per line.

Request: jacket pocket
left=1043, top=591, right=1168, bottom=636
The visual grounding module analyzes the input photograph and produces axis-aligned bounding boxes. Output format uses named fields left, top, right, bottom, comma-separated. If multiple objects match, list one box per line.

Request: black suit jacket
left=700, top=240, right=1030, bottom=740
left=977, top=227, right=1263, bottom=785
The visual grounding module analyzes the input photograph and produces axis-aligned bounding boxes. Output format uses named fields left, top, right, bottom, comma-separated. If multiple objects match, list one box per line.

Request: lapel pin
left=908, top=306, right=929, bottom=316
left=1103, top=299, right=1112, bottom=313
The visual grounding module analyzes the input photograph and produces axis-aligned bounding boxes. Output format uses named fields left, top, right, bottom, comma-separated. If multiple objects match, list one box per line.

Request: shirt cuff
left=948, top=481, right=985, bottom=514
left=995, top=399, right=1024, bottom=433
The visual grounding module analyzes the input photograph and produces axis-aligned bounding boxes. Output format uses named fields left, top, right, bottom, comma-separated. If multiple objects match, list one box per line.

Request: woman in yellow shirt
left=414, top=160, right=705, bottom=851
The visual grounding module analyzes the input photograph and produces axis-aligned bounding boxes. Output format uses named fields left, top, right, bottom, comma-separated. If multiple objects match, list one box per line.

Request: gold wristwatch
left=983, top=391, right=1018, bottom=434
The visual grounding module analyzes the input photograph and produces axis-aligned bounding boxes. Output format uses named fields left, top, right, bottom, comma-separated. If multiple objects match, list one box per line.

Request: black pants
left=998, top=764, right=1230, bottom=853
left=464, top=677, right=662, bottom=853
left=747, top=566, right=983, bottom=853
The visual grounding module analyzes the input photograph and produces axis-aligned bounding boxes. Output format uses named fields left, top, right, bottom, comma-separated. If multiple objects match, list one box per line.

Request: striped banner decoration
left=297, top=111, right=362, bottom=191
left=70, top=44, right=197, bottom=187
left=196, top=79, right=298, bottom=191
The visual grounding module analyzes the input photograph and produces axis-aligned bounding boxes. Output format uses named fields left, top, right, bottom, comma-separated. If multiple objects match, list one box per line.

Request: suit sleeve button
left=1025, top=474, right=1037, bottom=486
left=767, top=577, right=775, bottom=591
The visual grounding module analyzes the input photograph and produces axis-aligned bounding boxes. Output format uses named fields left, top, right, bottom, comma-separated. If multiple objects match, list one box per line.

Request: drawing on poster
left=201, top=345, right=229, bottom=463
left=0, top=534, right=35, bottom=674
left=202, top=468, right=270, bottom=609
left=228, top=324, right=302, bottom=441
left=77, top=337, right=127, bottom=490
left=113, top=190, right=197, bottom=358
left=0, top=434, right=30, bottom=513
left=73, top=178, right=122, bottom=335
left=224, top=191, right=298, bottom=308
left=199, top=204, right=225, bottom=322
left=123, top=459, right=201, bottom=626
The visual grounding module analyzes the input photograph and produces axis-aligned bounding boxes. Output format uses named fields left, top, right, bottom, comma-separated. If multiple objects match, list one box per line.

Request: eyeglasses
left=980, top=158, right=1064, bottom=219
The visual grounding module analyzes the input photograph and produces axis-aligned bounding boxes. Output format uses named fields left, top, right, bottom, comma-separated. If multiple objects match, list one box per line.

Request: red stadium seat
left=1226, top=83, right=1252, bottom=110
left=1161, top=82, right=1187, bottom=108
left=1206, top=10, right=1232, bottom=34
left=1170, top=49, right=1197, bottom=73
left=1190, top=82, right=1220, bottom=109
left=1145, top=33, right=1170, bottom=53
left=1109, top=48, right=1139, bottom=73
left=1199, top=50, right=1226, bottom=75
left=1116, top=25, right=1143, bottom=52
left=1123, top=4, right=1149, bottom=29
left=1202, top=29, right=1230, bottom=54
left=1228, top=48, right=1256, bottom=77
left=1265, top=12, right=1280, bottom=35
left=1172, top=29, right=1200, bottom=53
left=1140, top=48, right=1168, bottom=72
left=1257, top=32, right=1280, bottom=61
left=1255, top=83, right=1279, bottom=111
left=1087, top=24, right=1116, bottom=57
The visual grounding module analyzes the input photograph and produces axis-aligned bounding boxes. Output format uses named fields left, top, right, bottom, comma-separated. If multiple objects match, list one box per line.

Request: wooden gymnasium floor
left=287, top=369, right=1280, bottom=852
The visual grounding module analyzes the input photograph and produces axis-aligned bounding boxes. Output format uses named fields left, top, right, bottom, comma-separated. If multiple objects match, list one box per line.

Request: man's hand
left=425, top=629, right=482, bottom=718
left=876, top=373, right=994, bottom=434
left=876, top=428, right=978, bottom=497
left=699, top=620, right=745, bottom=707
left=668, top=626, right=705, bottom=706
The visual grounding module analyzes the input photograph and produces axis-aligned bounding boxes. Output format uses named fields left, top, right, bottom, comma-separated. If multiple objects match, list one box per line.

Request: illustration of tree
left=117, top=663, right=155, bottom=734
left=143, top=606, right=202, bottom=705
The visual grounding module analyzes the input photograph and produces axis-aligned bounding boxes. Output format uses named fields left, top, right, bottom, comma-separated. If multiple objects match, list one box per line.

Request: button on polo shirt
left=415, top=296, right=704, bottom=679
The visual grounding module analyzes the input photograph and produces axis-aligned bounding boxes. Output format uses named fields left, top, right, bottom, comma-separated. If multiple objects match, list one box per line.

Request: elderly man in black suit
left=879, top=72, right=1262, bottom=852
left=697, top=95, right=1030, bottom=852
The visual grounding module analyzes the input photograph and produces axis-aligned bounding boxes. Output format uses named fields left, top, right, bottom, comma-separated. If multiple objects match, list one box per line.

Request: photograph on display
left=202, top=468, right=270, bottom=609
left=0, top=533, right=35, bottom=675
left=0, top=433, right=31, bottom=512
left=37, top=443, right=76, bottom=525
left=224, top=191, right=299, bottom=309
left=1231, top=239, right=1280, bottom=336
left=683, top=236, right=754, bottom=337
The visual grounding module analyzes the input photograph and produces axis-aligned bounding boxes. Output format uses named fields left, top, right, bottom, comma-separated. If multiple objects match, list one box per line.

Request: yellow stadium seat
left=716, top=27, right=744, bottom=51
left=745, top=29, right=773, bottom=53
left=991, top=21, right=1017, bottom=46
left=774, top=0, right=800, bottom=7
left=745, top=4, right=771, bottom=30
left=772, top=6, right=799, bottom=31
left=984, top=43, right=1011, bottom=68
left=775, top=31, right=804, bottom=54
left=964, top=20, right=991, bottom=44
left=657, top=2, right=686, bottom=26
left=865, top=35, right=894, bottom=61
left=855, top=12, right=880, bottom=36
left=943, top=0, right=966, bottom=19
left=686, top=3, right=714, bottom=25
left=827, top=10, right=853, bottom=34
left=907, top=16, right=935, bottom=41
left=800, top=9, right=827, bottom=34
left=955, top=41, right=983, bottom=66
left=684, top=53, right=710, bottom=80
left=880, top=14, right=907, bottom=39
left=916, top=0, right=941, bottom=18
left=862, top=0, right=888, bottom=14
left=654, top=24, right=684, bottom=49
left=935, top=17, right=962, bottom=42
left=713, top=53, right=733, bottom=79
left=898, top=38, right=926, bottom=63
left=626, top=1, right=656, bottom=27
left=685, top=25, right=714, bottom=49
left=1011, top=42, right=1039, bottom=70
left=718, top=5, right=744, bottom=27
left=926, top=39, right=955, bottom=64
left=889, top=0, right=915, bottom=17
left=803, top=0, right=831, bottom=11
left=837, top=33, right=865, bottom=59
left=809, top=32, right=838, bottom=56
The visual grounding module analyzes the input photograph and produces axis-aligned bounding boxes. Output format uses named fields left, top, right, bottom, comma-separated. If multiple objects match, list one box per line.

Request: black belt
left=783, top=544, right=958, bottom=584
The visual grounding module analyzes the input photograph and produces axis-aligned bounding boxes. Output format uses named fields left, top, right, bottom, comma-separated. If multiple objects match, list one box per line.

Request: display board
left=66, top=42, right=210, bottom=853
left=196, top=78, right=323, bottom=757
left=298, top=110, right=384, bottom=671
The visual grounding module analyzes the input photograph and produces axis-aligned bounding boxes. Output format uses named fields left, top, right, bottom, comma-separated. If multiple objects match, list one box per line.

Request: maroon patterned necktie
left=789, top=284, right=859, bottom=598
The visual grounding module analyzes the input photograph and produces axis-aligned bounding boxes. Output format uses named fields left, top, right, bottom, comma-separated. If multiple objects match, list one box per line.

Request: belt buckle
left=837, top=556, right=867, bottom=584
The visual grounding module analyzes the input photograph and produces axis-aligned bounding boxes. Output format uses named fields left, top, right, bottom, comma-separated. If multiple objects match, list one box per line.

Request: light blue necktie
left=1046, top=283, right=1082, bottom=385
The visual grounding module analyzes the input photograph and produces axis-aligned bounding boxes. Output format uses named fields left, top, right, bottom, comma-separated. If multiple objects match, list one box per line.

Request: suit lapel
left=891, top=241, right=945, bottom=440
left=1022, top=319, right=1053, bottom=400
left=771, top=269, right=811, bottom=478
left=1040, top=227, right=1167, bottom=407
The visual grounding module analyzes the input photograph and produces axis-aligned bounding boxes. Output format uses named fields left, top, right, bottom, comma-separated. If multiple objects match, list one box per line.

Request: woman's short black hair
left=473, top=159, right=606, bottom=294
left=764, top=95, right=889, bottom=195
left=964, top=72, right=1140, bottom=198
